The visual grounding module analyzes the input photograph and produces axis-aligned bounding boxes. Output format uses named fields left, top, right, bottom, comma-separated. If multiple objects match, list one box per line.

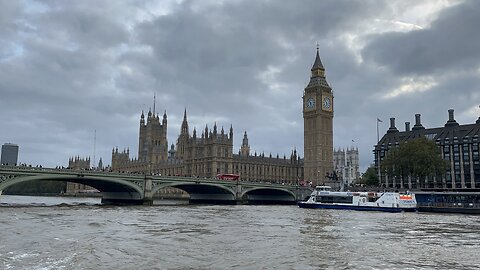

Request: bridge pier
left=143, top=175, right=153, bottom=205
left=101, top=198, right=144, bottom=205
left=235, top=183, right=244, bottom=204
left=142, top=199, right=154, bottom=206
left=189, top=193, right=236, bottom=204
left=101, top=192, right=143, bottom=205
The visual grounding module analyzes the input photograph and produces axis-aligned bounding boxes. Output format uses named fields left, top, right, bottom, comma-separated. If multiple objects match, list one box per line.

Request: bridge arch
left=240, top=187, right=296, bottom=204
left=0, top=174, right=144, bottom=204
left=153, top=182, right=236, bottom=203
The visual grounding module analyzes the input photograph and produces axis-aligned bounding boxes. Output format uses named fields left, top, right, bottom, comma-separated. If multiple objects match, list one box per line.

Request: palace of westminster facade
left=111, top=108, right=304, bottom=184
left=65, top=49, right=361, bottom=196
left=107, top=49, right=350, bottom=187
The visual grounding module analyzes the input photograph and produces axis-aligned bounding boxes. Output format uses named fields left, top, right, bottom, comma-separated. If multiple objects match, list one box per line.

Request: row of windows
left=187, top=148, right=231, bottom=158
left=384, top=177, right=480, bottom=189
left=439, top=136, right=479, bottom=143
left=378, top=143, right=479, bottom=154
left=444, top=152, right=480, bottom=160
left=444, top=144, right=479, bottom=152
left=316, top=196, right=353, bottom=204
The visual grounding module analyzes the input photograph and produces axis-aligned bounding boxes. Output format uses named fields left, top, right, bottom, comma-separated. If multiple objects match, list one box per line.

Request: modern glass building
left=1, top=143, right=19, bottom=166
left=374, top=109, right=480, bottom=189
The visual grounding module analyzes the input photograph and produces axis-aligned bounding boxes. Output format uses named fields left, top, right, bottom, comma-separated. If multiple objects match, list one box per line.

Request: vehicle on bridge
left=216, top=174, right=240, bottom=181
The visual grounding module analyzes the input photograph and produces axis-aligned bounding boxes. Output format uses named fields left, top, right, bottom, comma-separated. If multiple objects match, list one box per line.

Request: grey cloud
left=362, top=1, right=480, bottom=75
left=1, top=0, right=477, bottom=173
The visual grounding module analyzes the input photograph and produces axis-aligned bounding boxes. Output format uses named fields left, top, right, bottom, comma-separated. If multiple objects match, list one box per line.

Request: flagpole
left=376, top=118, right=382, bottom=185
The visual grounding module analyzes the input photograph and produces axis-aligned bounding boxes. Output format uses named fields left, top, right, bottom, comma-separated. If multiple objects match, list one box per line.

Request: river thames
left=1, top=195, right=479, bottom=270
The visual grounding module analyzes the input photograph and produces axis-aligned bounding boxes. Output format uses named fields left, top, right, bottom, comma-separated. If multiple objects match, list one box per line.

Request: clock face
left=323, top=96, right=331, bottom=110
left=306, top=98, right=315, bottom=109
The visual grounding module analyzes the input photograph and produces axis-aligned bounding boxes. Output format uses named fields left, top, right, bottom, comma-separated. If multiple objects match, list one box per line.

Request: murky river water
left=1, top=195, right=479, bottom=270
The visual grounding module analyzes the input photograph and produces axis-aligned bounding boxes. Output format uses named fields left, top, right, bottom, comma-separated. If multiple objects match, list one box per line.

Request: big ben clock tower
left=303, top=47, right=335, bottom=187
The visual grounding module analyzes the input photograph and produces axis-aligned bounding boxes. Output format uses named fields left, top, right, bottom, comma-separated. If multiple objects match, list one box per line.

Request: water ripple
left=1, top=197, right=480, bottom=269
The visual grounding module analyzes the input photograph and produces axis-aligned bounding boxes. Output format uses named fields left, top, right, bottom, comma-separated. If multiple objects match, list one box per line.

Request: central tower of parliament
left=112, top=49, right=335, bottom=186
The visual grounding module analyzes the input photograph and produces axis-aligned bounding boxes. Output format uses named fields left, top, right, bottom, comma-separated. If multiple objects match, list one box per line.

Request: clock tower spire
left=302, top=47, right=335, bottom=188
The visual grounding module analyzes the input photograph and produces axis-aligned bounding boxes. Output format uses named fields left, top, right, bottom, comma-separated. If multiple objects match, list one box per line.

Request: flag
left=377, top=118, right=383, bottom=123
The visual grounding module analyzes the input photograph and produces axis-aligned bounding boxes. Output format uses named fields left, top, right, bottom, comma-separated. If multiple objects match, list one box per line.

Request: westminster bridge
left=0, top=166, right=312, bottom=205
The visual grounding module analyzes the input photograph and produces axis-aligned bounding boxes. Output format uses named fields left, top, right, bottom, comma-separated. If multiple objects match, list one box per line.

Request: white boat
left=298, top=186, right=417, bottom=212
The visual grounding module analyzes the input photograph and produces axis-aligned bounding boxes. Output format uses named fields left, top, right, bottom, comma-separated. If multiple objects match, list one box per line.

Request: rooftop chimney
left=412, top=114, right=425, bottom=131
left=405, top=122, right=410, bottom=132
left=445, top=109, right=459, bottom=127
left=387, top=117, right=399, bottom=133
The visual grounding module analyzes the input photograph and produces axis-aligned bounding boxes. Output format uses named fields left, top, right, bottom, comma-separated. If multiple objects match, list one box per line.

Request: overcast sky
left=1, top=0, right=480, bottom=172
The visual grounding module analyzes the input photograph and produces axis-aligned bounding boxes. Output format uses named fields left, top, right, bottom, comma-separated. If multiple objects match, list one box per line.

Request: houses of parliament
left=111, top=108, right=303, bottom=184
left=110, top=49, right=340, bottom=187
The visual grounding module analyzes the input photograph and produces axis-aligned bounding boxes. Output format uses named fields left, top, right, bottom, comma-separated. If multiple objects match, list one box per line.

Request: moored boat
left=298, top=186, right=417, bottom=212
left=414, top=191, right=480, bottom=214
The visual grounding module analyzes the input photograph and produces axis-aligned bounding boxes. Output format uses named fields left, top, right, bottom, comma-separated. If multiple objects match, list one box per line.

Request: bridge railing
left=1, top=165, right=305, bottom=188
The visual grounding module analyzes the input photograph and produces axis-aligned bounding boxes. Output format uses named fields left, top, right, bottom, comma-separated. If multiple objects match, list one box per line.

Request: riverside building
left=111, top=109, right=303, bottom=184
left=374, top=109, right=480, bottom=189
left=1, top=143, right=19, bottom=166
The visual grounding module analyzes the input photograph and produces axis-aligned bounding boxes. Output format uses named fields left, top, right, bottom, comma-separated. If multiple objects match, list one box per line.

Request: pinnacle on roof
left=152, top=93, right=157, bottom=115
left=311, top=46, right=324, bottom=71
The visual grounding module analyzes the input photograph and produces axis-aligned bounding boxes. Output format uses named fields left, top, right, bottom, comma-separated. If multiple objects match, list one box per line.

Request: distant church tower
left=303, top=47, right=334, bottom=187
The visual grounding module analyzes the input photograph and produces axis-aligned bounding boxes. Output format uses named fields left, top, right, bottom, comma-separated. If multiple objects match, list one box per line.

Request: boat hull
left=417, top=206, right=480, bottom=214
left=298, top=202, right=416, bottom=213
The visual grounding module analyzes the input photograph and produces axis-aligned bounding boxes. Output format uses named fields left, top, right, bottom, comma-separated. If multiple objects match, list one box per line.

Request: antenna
left=153, top=93, right=156, bottom=115
left=93, top=129, right=96, bottom=169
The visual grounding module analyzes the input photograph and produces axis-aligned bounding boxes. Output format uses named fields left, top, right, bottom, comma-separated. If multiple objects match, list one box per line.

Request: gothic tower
left=176, top=108, right=189, bottom=160
left=303, top=47, right=334, bottom=186
left=138, top=103, right=168, bottom=164
left=240, top=131, right=250, bottom=157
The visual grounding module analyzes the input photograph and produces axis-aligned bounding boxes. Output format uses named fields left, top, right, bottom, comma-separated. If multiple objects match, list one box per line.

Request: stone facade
left=66, top=156, right=98, bottom=194
left=302, top=48, right=336, bottom=187
left=68, top=156, right=90, bottom=170
left=333, top=147, right=360, bottom=187
left=111, top=109, right=303, bottom=184
left=374, top=109, right=480, bottom=189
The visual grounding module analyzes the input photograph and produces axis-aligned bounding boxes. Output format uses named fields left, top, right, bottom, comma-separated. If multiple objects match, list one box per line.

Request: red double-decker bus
left=216, top=173, right=240, bottom=180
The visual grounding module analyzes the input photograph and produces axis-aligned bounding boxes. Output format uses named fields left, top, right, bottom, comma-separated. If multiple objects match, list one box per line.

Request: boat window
left=316, top=196, right=353, bottom=204
left=315, top=186, right=332, bottom=192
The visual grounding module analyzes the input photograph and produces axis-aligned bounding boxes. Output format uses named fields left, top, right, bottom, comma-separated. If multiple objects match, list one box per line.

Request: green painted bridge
left=0, top=166, right=312, bottom=205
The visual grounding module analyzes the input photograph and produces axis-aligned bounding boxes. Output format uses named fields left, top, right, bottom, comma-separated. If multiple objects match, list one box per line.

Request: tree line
left=3, top=181, right=66, bottom=195
left=360, top=137, right=447, bottom=188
